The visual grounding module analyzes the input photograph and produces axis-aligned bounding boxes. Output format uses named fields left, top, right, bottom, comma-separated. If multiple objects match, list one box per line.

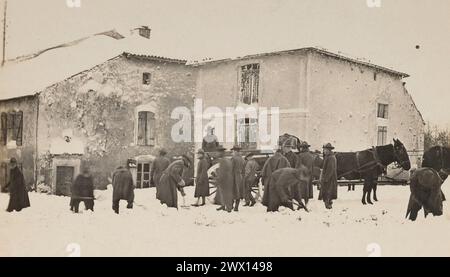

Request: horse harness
left=338, top=148, right=384, bottom=179
left=355, top=148, right=384, bottom=172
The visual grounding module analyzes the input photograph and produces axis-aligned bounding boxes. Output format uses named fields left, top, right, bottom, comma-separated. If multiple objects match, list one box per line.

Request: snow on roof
left=194, top=47, right=409, bottom=78
left=0, top=33, right=188, bottom=101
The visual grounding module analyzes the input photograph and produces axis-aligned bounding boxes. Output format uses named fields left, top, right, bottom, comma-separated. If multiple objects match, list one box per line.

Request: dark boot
left=361, top=191, right=367, bottom=205
left=373, top=186, right=378, bottom=202
left=216, top=206, right=225, bottom=211
left=112, top=200, right=119, bottom=214
left=234, top=200, right=240, bottom=212
left=367, top=190, right=373, bottom=205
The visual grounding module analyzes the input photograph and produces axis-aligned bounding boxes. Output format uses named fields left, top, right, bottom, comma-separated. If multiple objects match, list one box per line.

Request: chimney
left=132, top=26, right=151, bottom=39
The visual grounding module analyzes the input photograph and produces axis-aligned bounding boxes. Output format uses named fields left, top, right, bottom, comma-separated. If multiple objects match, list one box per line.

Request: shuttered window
left=137, top=111, right=155, bottom=146
left=2, top=111, right=23, bottom=146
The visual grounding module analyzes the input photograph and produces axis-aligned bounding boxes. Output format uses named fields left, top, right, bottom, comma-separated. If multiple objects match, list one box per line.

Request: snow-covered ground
left=1, top=179, right=450, bottom=257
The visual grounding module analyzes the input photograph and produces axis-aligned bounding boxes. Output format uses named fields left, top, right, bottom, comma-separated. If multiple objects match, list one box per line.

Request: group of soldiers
left=2, top=138, right=338, bottom=214
left=207, top=140, right=338, bottom=213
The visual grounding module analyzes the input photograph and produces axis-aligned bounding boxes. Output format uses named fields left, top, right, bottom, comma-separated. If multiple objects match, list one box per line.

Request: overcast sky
left=1, top=0, right=449, bottom=128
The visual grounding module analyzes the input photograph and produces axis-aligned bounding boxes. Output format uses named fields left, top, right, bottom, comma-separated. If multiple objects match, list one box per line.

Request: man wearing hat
left=151, top=148, right=170, bottom=195
left=230, top=145, right=245, bottom=211
left=6, top=158, right=30, bottom=212
left=158, top=155, right=191, bottom=209
left=192, top=149, right=210, bottom=207
left=298, top=141, right=315, bottom=200
left=319, top=143, right=338, bottom=209
left=244, top=153, right=259, bottom=206
left=215, top=146, right=234, bottom=212
left=282, top=139, right=299, bottom=169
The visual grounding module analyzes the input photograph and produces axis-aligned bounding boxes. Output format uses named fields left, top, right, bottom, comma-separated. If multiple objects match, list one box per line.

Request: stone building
left=0, top=40, right=425, bottom=193
left=0, top=47, right=196, bottom=193
left=194, top=48, right=425, bottom=168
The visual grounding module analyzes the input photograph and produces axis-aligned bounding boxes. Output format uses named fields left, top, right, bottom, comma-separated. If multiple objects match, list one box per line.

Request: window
left=377, top=103, right=388, bottom=119
left=236, top=117, right=258, bottom=149
left=136, top=162, right=151, bottom=188
left=137, top=111, right=155, bottom=146
left=142, top=72, right=151, bottom=85
left=240, top=63, right=260, bottom=105
left=377, top=126, right=388, bottom=146
left=1, top=111, right=23, bottom=146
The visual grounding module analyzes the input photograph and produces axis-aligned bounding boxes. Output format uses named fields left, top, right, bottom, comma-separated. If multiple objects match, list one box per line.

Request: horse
left=421, top=146, right=450, bottom=201
left=406, top=167, right=444, bottom=221
left=335, top=139, right=411, bottom=205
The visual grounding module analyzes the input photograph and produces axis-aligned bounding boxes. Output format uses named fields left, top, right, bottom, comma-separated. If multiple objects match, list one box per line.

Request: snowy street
left=1, top=180, right=449, bottom=257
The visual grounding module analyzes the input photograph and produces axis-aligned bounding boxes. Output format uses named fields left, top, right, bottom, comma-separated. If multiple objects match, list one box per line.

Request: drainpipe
left=34, top=93, right=39, bottom=191
left=1, top=0, right=7, bottom=67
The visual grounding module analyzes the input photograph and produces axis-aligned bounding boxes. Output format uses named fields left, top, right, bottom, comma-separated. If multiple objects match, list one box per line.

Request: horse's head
left=393, top=138, right=411, bottom=170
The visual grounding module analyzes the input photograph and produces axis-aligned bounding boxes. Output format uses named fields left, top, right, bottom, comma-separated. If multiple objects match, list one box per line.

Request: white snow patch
left=0, top=179, right=449, bottom=256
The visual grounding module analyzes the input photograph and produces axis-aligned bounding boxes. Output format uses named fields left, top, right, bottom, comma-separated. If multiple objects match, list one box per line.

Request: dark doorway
left=56, top=166, right=74, bottom=196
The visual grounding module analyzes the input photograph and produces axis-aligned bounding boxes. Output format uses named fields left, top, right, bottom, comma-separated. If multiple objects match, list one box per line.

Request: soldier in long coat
left=112, top=164, right=135, bottom=214
left=192, top=149, right=210, bottom=207
left=297, top=141, right=315, bottom=200
left=263, top=167, right=310, bottom=212
left=70, top=166, right=95, bottom=213
left=318, top=143, right=338, bottom=209
left=215, top=147, right=234, bottom=212
left=230, top=145, right=245, bottom=211
left=158, top=155, right=190, bottom=209
left=282, top=137, right=299, bottom=168
left=151, top=149, right=170, bottom=198
left=244, top=153, right=259, bottom=206
left=261, top=150, right=291, bottom=207
left=6, top=158, right=30, bottom=212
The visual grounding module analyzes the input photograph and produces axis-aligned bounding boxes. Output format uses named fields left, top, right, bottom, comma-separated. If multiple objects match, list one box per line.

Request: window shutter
left=0, top=113, right=6, bottom=145
left=15, top=111, right=23, bottom=146
left=147, top=112, right=155, bottom=146
left=137, top=111, right=147, bottom=146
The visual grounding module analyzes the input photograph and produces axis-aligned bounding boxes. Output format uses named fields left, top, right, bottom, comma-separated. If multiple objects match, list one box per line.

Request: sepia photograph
left=0, top=0, right=449, bottom=261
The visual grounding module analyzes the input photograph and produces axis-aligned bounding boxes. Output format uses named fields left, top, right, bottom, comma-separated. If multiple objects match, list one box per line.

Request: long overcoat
left=151, top=156, right=170, bottom=195
left=216, top=157, right=234, bottom=211
left=231, top=154, right=245, bottom=200
left=112, top=167, right=135, bottom=203
left=261, top=152, right=291, bottom=206
left=6, top=167, right=30, bottom=212
left=318, top=153, right=338, bottom=201
left=194, top=157, right=210, bottom=197
left=158, top=160, right=186, bottom=208
left=298, top=151, right=315, bottom=199
left=263, top=167, right=307, bottom=212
